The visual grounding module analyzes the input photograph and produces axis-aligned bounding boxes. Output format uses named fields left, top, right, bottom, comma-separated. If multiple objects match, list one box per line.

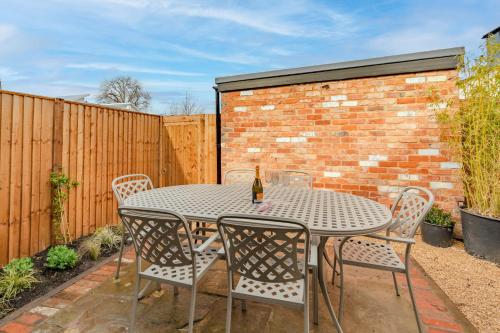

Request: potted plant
left=437, top=37, right=499, bottom=263
left=421, top=207, right=455, bottom=247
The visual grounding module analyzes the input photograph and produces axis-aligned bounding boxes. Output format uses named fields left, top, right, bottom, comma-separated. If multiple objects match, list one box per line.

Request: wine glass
left=265, top=170, right=273, bottom=186
left=281, top=173, right=290, bottom=187
left=271, top=171, right=281, bottom=186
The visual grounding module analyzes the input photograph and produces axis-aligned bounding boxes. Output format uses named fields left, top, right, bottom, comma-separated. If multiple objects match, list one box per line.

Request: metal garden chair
left=223, top=168, right=255, bottom=185
left=332, top=186, right=434, bottom=333
left=280, top=170, right=313, bottom=190
left=265, top=169, right=320, bottom=323
left=118, top=206, right=219, bottom=333
left=217, top=213, right=317, bottom=333
left=112, top=174, right=154, bottom=280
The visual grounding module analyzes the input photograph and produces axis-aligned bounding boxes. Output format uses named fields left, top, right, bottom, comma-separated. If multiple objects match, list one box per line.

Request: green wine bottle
left=252, top=166, right=264, bottom=204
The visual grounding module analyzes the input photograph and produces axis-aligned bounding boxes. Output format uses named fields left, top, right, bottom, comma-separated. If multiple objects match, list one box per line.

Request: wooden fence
left=0, top=90, right=216, bottom=266
left=160, top=115, right=217, bottom=186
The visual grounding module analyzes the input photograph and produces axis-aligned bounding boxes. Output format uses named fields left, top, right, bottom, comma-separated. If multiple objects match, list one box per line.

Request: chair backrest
left=223, top=168, right=255, bottom=185
left=217, top=213, right=310, bottom=284
left=388, top=187, right=435, bottom=238
left=118, top=206, right=194, bottom=267
left=280, top=170, right=313, bottom=190
left=112, top=174, right=153, bottom=204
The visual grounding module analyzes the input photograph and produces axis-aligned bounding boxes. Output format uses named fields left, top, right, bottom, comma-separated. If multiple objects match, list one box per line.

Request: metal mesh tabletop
left=124, top=184, right=392, bottom=236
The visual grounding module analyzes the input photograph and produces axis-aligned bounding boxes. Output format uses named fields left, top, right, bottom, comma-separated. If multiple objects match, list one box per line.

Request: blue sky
left=0, top=0, right=497, bottom=114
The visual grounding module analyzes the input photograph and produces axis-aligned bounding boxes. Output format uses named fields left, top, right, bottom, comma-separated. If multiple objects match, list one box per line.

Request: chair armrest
left=365, top=234, right=415, bottom=244
left=193, top=232, right=220, bottom=253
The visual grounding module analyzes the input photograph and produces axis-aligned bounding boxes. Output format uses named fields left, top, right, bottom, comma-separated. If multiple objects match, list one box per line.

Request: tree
left=168, top=93, right=204, bottom=115
left=97, top=76, right=151, bottom=111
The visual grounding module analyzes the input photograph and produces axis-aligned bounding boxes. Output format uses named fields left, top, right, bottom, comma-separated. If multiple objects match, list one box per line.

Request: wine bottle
left=252, top=166, right=264, bottom=204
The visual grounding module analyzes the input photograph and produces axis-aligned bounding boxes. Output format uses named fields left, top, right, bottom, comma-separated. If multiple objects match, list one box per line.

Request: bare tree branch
left=97, top=76, right=151, bottom=111
left=167, top=92, right=204, bottom=115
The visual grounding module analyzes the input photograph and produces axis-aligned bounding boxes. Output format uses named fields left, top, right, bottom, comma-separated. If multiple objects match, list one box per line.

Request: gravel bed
left=411, top=236, right=499, bottom=333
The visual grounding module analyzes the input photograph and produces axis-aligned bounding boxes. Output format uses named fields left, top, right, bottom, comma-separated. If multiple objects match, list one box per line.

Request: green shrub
left=0, top=257, right=38, bottom=304
left=436, top=37, right=499, bottom=218
left=94, top=226, right=121, bottom=250
left=425, top=207, right=455, bottom=228
left=46, top=245, right=78, bottom=270
left=3, top=257, right=34, bottom=276
left=79, top=238, right=102, bottom=261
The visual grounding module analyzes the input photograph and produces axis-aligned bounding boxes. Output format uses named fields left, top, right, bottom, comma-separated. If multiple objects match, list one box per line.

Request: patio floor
left=1, top=246, right=477, bottom=333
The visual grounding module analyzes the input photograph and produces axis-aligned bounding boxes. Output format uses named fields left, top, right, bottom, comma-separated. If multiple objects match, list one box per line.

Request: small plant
left=79, top=238, right=102, bottom=261
left=46, top=245, right=78, bottom=270
left=0, top=257, right=38, bottom=311
left=425, top=207, right=455, bottom=228
left=50, top=171, right=79, bottom=244
left=3, top=258, right=34, bottom=276
left=94, top=226, right=122, bottom=250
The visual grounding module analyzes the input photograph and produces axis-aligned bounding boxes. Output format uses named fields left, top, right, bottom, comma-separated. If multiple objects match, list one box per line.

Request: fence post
left=50, top=98, right=65, bottom=244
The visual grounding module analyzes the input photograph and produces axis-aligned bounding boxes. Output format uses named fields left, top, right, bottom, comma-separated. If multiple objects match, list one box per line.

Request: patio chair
left=332, top=186, right=434, bottom=333
left=223, top=168, right=255, bottom=185
left=217, top=213, right=317, bottom=333
left=280, top=170, right=313, bottom=190
left=112, top=174, right=154, bottom=281
left=118, top=206, right=219, bottom=333
left=266, top=169, right=319, bottom=323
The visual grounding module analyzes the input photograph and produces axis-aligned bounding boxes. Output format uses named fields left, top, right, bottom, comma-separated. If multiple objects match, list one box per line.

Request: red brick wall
left=221, top=69, right=463, bottom=212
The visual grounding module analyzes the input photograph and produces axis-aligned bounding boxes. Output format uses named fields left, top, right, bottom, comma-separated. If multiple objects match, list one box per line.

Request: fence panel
left=160, top=114, right=217, bottom=186
left=0, top=90, right=216, bottom=266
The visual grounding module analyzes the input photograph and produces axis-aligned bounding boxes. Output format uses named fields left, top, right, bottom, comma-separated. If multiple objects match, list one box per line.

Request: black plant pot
left=460, top=208, right=500, bottom=264
left=421, top=222, right=454, bottom=248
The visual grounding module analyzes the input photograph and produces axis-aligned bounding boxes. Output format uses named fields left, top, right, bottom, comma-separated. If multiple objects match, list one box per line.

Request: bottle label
left=256, top=192, right=263, bottom=201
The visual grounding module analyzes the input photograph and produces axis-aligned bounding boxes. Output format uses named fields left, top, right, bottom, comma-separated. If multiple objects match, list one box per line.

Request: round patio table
left=124, top=184, right=392, bottom=333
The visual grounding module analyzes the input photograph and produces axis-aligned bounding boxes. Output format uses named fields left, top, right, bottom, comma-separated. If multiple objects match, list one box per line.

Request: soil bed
left=1, top=235, right=129, bottom=320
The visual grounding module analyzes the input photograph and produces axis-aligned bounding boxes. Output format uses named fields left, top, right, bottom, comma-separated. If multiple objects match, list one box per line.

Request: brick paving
left=0, top=247, right=477, bottom=333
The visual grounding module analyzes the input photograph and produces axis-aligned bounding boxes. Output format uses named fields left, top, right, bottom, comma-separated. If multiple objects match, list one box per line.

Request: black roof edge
left=482, top=26, right=500, bottom=39
left=215, top=47, right=465, bottom=92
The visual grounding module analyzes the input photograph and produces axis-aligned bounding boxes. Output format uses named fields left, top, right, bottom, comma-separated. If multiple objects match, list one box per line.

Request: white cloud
left=164, top=43, right=264, bottom=65
left=65, top=62, right=203, bottom=76
left=84, top=0, right=356, bottom=38
left=140, top=79, right=210, bottom=92
left=0, top=24, right=17, bottom=43
left=0, top=67, right=27, bottom=81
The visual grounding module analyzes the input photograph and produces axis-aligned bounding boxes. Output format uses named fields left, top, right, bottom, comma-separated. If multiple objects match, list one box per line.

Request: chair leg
left=405, top=269, right=423, bottom=333
left=392, top=272, right=400, bottom=297
left=130, top=276, right=141, bottom=332
left=241, top=299, right=247, bottom=312
left=174, top=286, right=179, bottom=296
left=338, top=260, right=345, bottom=323
left=188, top=284, right=197, bottom=333
left=331, top=255, right=337, bottom=286
left=226, top=294, right=233, bottom=333
left=304, top=292, right=309, bottom=333
left=115, top=232, right=126, bottom=280
left=312, top=267, right=318, bottom=325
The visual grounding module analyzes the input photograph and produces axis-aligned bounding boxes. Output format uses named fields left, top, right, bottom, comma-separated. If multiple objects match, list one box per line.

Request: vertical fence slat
left=75, top=105, right=84, bottom=238
left=82, top=105, right=91, bottom=235
left=89, top=106, right=97, bottom=235
left=29, top=98, right=42, bottom=256
left=39, top=99, right=53, bottom=251
left=0, top=93, right=12, bottom=264
left=20, top=97, right=33, bottom=257
left=8, top=95, right=23, bottom=261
